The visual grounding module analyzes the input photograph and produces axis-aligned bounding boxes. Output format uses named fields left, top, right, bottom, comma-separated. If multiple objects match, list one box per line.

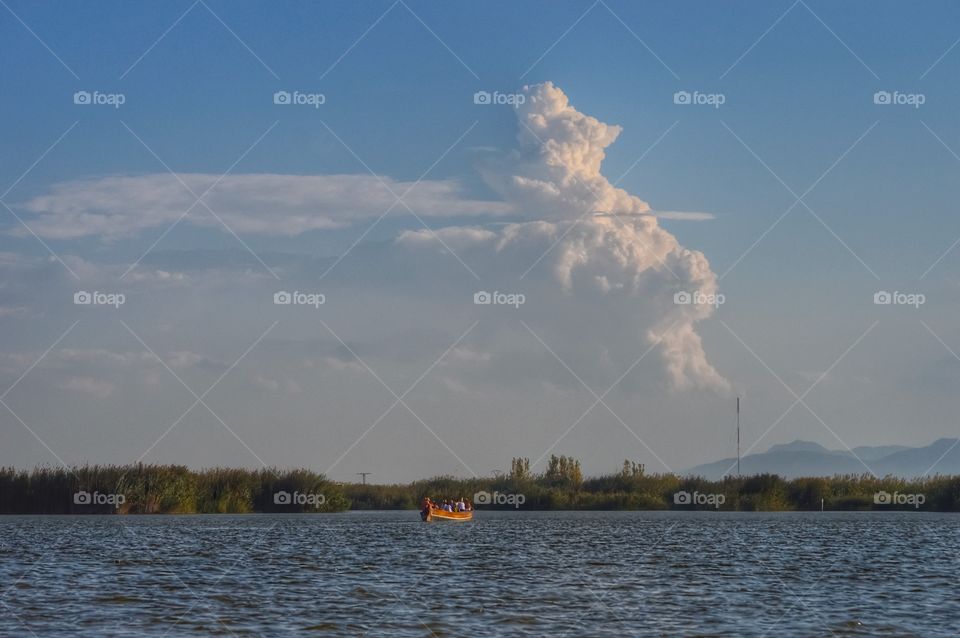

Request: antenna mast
left=736, top=396, right=741, bottom=477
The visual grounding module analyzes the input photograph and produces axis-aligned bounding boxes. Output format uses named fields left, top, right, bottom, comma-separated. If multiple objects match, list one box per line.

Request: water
left=0, top=511, right=956, bottom=637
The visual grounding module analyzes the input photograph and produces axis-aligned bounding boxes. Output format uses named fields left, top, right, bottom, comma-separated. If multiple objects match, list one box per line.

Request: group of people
left=421, top=497, right=472, bottom=513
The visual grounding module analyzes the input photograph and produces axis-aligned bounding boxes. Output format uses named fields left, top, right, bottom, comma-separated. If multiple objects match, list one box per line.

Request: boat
left=420, top=506, right=473, bottom=522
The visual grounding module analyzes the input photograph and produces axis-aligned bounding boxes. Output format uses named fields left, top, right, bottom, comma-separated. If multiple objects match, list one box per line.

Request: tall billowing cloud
left=396, top=218, right=727, bottom=392
left=481, top=81, right=652, bottom=219
left=408, top=81, right=729, bottom=392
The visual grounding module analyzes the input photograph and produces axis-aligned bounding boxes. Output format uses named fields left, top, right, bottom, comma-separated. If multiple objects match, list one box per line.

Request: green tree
left=543, top=455, right=583, bottom=489
left=510, top=457, right=531, bottom=481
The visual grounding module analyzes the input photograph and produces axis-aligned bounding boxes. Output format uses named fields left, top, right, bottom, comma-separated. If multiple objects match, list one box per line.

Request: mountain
left=848, top=445, right=911, bottom=462
left=873, top=438, right=960, bottom=476
left=766, top=441, right=832, bottom=455
left=686, top=438, right=960, bottom=479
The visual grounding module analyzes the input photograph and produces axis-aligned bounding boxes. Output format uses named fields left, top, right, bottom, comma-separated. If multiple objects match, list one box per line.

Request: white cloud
left=61, top=376, right=115, bottom=398
left=323, top=356, right=366, bottom=374
left=398, top=82, right=729, bottom=391
left=648, top=210, right=716, bottom=221
left=0, top=305, right=27, bottom=318
left=478, top=81, right=652, bottom=220
left=440, top=377, right=471, bottom=393
left=48, top=348, right=153, bottom=368
left=254, top=374, right=302, bottom=395
left=125, top=269, right=186, bottom=283
left=395, top=214, right=727, bottom=392
left=17, top=174, right=516, bottom=240
left=167, top=350, right=225, bottom=371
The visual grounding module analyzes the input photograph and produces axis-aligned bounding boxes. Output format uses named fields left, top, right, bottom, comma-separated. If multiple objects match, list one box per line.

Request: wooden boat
left=421, top=506, right=473, bottom=522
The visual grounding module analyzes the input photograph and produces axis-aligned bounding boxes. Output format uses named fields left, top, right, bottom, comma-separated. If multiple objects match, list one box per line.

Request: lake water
left=0, top=511, right=956, bottom=636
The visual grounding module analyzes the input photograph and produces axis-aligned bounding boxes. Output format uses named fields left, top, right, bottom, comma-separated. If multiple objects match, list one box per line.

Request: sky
left=2, top=1, right=960, bottom=482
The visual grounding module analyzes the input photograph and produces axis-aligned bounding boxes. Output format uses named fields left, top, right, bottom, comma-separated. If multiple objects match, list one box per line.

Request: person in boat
left=421, top=497, right=433, bottom=516
left=455, top=497, right=466, bottom=512
left=443, top=500, right=453, bottom=512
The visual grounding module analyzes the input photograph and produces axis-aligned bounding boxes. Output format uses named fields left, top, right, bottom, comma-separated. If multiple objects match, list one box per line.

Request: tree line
left=347, top=456, right=960, bottom=511
left=0, top=465, right=349, bottom=514
left=3, top=455, right=960, bottom=514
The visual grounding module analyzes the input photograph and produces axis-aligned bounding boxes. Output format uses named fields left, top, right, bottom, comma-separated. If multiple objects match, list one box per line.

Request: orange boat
left=420, top=506, right=473, bottom=522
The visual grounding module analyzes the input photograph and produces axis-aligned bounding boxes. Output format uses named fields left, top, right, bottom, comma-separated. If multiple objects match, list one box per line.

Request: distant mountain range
left=686, top=438, right=960, bottom=479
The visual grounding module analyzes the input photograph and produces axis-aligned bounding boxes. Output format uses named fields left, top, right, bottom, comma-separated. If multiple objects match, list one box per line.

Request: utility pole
left=737, top=397, right=740, bottom=476
left=356, top=472, right=371, bottom=485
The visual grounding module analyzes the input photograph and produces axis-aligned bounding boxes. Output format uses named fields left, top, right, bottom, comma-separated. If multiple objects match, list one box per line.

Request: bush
left=0, top=465, right=349, bottom=514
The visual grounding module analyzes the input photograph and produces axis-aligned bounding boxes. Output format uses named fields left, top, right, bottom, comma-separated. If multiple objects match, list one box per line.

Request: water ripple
left=0, top=511, right=956, bottom=636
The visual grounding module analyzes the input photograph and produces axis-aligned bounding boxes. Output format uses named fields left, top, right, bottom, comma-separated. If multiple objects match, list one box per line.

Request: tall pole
left=737, top=397, right=740, bottom=476
left=356, top=472, right=371, bottom=485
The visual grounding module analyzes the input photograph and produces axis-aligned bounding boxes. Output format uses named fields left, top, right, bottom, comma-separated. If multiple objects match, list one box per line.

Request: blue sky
left=2, top=1, right=960, bottom=481
left=5, top=1, right=960, bottom=273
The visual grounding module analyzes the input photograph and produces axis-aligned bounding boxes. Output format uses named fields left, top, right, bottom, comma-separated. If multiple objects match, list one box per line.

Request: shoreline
left=2, top=458, right=957, bottom=514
